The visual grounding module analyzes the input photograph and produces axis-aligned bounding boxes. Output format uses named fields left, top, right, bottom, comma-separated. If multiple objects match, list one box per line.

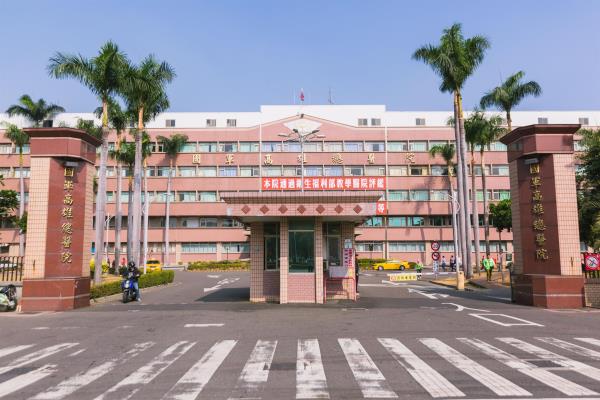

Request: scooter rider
left=124, top=261, right=141, bottom=301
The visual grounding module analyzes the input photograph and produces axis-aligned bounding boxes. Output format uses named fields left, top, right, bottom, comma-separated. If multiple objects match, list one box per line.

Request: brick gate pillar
left=250, top=222, right=264, bottom=302
left=279, top=217, right=289, bottom=304
left=314, top=217, right=324, bottom=304
left=500, top=124, right=584, bottom=308
left=21, top=128, right=100, bottom=312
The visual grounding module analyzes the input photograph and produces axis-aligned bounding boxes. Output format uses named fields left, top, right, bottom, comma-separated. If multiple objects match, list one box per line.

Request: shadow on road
left=197, top=287, right=250, bottom=302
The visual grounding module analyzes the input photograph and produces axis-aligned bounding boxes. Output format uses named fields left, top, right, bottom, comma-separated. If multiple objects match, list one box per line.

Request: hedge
left=188, top=260, right=249, bottom=271
left=90, top=270, right=175, bottom=299
left=357, top=258, right=387, bottom=269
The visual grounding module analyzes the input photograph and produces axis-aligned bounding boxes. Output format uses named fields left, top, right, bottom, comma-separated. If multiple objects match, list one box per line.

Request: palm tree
left=48, top=41, right=128, bottom=284
left=429, top=144, right=459, bottom=262
left=3, top=124, right=29, bottom=256
left=157, top=133, right=188, bottom=267
left=413, top=23, right=490, bottom=278
left=110, top=140, right=136, bottom=261
left=121, top=55, right=175, bottom=267
left=480, top=71, right=542, bottom=131
left=141, top=135, right=153, bottom=274
left=6, top=95, right=65, bottom=127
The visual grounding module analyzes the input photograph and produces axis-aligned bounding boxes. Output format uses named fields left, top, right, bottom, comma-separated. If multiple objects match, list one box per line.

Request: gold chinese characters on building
left=61, top=166, right=75, bottom=264
left=529, top=162, right=548, bottom=261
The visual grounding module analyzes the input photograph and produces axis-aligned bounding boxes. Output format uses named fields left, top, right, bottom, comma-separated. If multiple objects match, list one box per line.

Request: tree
left=49, top=41, right=129, bottom=284
left=429, top=144, right=459, bottom=261
left=480, top=71, right=542, bottom=131
left=413, top=23, right=490, bottom=278
left=3, top=124, right=29, bottom=256
left=121, top=55, right=175, bottom=267
left=577, top=129, right=600, bottom=251
left=110, top=139, right=136, bottom=262
left=489, top=199, right=512, bottom=268
left=6, top=95, right=65, bottom=127
left=157, top=133, right=188, bottom=267
left=76, top=118, right=103, bottom=139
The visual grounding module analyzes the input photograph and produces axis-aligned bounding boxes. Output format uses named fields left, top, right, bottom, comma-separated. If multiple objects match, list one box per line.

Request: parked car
left=372, top=260, right=411, bottom=271
left=145, top=259, right=162, bottom=273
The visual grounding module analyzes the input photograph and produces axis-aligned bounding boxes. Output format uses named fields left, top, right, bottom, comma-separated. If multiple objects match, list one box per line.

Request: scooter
left=0, top=284, right=17, bottom=311
left=121, top=277, right=138, bottom=303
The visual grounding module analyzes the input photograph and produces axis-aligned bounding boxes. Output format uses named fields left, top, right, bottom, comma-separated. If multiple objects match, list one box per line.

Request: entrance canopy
left=222, top=191, right=384, bottom=223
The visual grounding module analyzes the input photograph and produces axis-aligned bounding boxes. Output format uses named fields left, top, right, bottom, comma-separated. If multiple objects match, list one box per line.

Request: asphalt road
left=1, top=270, right=600, bottom=400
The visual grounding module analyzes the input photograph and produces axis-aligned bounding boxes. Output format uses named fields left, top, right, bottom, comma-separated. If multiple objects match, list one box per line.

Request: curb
left=90, top=282, right=178, bottom=305
left=429, top=280, right=474, bottom=291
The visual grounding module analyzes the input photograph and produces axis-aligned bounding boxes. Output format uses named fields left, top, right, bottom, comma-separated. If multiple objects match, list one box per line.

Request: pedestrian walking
left=449, top=255, right=456, bottom=272
left=415, top=259, right=423, bottom=279
left=441, top=256, right=447, bottom=272
left=354, top=251, right=360, bottom=294
left=483, top=253, right=495, bottom=282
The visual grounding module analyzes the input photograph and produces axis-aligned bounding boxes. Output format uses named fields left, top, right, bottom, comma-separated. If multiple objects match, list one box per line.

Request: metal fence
left=0, top=256, right=24, bottom=282
left=585, top=270, right=600, bottom=280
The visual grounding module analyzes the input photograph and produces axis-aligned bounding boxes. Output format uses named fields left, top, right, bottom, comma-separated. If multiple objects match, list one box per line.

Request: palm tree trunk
left=127, top=175, right=133, bottom=262
left=114, top=162, right=122, bottom=273
left=131, top=108, right=144, bottom=267
left=498, top=230, right=503, bottom=270
left=456, top=92, right=473, bottom=278
left=453, top=93, right=467, bottom=275
left=93, top=119, right=109, bottom=285
left=506, top=110, right=512, bottom=132
left=142, top=160, right=149, bottom=274
left=481, top=151, right=490, bottom=256
left=447, top=172, right=459, bottom=264
left=18, top=151, right=25, bottom=257
left=165, top=160, right=172, bottom=267
left=470, top=149, right=481, bottom=276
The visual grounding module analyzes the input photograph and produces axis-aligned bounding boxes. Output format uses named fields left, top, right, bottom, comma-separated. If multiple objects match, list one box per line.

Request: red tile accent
left=278, top=205, right=288, bottom=214
left=242, top=205, right=250, bottom=214
left=335, top=205, right=344, bottom=214
left=297, top=205, right=306, bottom=214
left=353, top=205, right=363, bottom=214
left=260, top=205, right=269, bottom=214
left=316, top=205, right=325, bottom=214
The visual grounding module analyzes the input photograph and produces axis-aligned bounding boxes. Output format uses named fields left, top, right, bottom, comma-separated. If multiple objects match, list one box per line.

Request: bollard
left=457, top=271, right=465, bottom=291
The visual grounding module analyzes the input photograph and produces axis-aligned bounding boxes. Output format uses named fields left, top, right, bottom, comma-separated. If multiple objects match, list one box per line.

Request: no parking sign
left=585, top=253, right=600, bottom=271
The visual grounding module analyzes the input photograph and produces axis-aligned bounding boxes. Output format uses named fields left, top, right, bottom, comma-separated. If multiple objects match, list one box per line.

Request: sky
left=1, top=0, right=599, bottom=113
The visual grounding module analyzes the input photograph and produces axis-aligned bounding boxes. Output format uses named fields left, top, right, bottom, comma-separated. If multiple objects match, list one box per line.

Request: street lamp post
left=104, top=214, right=113, bottom=266
left=278, top=127, right=325, bottom=191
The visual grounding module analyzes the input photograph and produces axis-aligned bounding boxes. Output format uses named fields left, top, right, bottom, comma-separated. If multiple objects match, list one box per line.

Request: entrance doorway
left=289, top=219, right=314, bottom=272
left=323, top=222, right=341, bottom=270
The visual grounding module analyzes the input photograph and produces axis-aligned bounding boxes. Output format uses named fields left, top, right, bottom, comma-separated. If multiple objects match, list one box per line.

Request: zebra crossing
left=2, top=337, right=600, bottom=399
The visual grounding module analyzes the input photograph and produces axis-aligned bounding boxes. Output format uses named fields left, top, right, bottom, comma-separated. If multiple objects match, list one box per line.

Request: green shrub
left=357, top=258, right=387, bottom=269
left=90, top=270, right=175, bottom=299
left=90, top=258, right=110, bottom=275
left=188, top=260, right=249, bottom=271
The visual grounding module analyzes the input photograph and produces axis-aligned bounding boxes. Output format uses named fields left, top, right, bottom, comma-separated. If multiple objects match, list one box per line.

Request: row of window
left=102, top=241, right=249, bottom=254
left=0, top=144, right=30, bottom=154
left=356, top=241, right=509, bottom=253
left=363, top=214, right=492, bottom=227
left=100, top=216, right=243, bottom=229
left=386, top=189, right=511, bottom=202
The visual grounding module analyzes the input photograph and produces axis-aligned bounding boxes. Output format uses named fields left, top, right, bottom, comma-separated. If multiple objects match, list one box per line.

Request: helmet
left=128, top=261, right=136, bottom=268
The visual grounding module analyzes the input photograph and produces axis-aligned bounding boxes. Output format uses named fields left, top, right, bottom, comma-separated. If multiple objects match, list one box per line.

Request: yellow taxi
left=372, top=260, right=411, bottom=271
left=145, top=259, right=162, bottom=273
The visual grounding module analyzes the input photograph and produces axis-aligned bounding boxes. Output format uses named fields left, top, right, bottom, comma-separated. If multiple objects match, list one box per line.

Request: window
left=178, top=191, right=197, bottom=202
left=365, top=142, right=385, bottom=152
left=155, top=192, right=175, bottom=203
left=415, top=118, right=426, bottom=126
left=323, top=142, right=343, bottom=152
left=439, top=241, right=455, bottom=251
left=262, top=142, right=282, bottom=152
left=0, top=168, right=11, bottom=178
left=490, top=165, right=509, bottom=176
left=264, top=223, right=280, bottom=270
left=156, top=167, right=170, bottom=177
left=199, top=192, right=217, bottom=202
left=471, top=165, right=490, bottom=176
left=430, top=190, right=449, bottom=201
left=222, top=218, right=241, bottom=227
left=574, top=141, right=587, bottom=152
left=262, top=166, right=282, bottom=177
left=388, top=217, right=406, bottom=227
left=429, top=216, right=452, bottom=226
left=13, top=168, right=30, bottom=178
left=344, top=142, right=364, bottom=152
left=389, top=242, right=425, bottom=252
left=304, top=166, right=323, bottom=177
left=344, top=166, right=363, bottom=176
left=240, top=166, right=259, bottom=177
left=178, top=167, right=196, bottom=177
left=538, top=117, right=548, bottom=124
left=222, top=242, right=249, bottom=253
left=388, top=141, right=408, bottom=151
left=410, top=165, right=428, bottom=176
left=42, top=119, right=54, bottom=128
left=410, top=190, right=429, bottom=201
left=239, top=142, right=259, bottom=152
left=283, top=166, right=301, bottom=177
left=365, top=166, right=385, bottom=176
left=429, top=141, right=448, bottom=148
left=388, top=166, right=408, bottom=176
left=282, top=142, right=301, bottom=152
left=180, top=142, right=197, bottom=153
left=388, top=190, right=409, bottom=201
left=105, top=167, right=115, bottom=177
left=165, top=119, right=175, bottom=127
left=324, top=166, right=343, bottom=176
left=199, top=218, right=218, bottom=227
left=219, top=166, right=238, bottom=177
left=371, top=118, right=381, bottom=126
left=363, top=217, right=383, bottom=227
left=430, top=165, right=448, bottom=176
left=489, top=142, right=508, bottom=151
left=579, top=117, right=589, bottom=126
left=182, top=243, right=216, bottom=253
left=219, top=142, right=237, bottom=152
left=0, top=144, right=11, bottom=154
left=106, top=192, right=115, bottom=202
left=358, top=118, right=368, bottom=126
left=181, top=217, right=199, bottom=228
left=206, top=119, right=217, bottom=127
left=289, top=219, right=315, bottom=272
left=198, top=142, right=218, bottom=152
left=409, top=141, right=427, bottom=152
left=491, top=190, right=511, bottom=201
left=356, top=242, right=383, bottom=252
left=198, top=166, right=217, bottom=177
left=227, top=119, right=237, bottom=127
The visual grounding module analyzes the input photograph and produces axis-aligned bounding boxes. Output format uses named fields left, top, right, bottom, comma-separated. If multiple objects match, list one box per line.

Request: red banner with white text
left=261, top=177, right=386, bottom=191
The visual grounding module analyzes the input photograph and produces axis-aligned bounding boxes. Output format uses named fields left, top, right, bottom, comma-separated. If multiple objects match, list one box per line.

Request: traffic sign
left=431, top=251, right=440, bottom=261
left=431, top=241, right=440, bottom=251
left=584, top=253, right=600, bottom=271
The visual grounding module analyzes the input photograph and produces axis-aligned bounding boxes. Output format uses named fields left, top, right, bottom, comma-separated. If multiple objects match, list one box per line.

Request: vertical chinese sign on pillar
left=61, top=167, right=75, bottom=265
left=529, top=162, right=548, bottom=261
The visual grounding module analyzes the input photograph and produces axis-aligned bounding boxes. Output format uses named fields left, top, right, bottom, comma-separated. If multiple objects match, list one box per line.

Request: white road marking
left=68, top=349, right=86, bottom=357
left=469, top=313, right=543, bottom=327
left=163, top=340, right=237, bottom=400
left=421, top=338, right=530, bottom=397
left=378, top=338, right=464, bottom=398
left=32, top=327, right=49, bottom=330
left=575, top=337, right=600, bottom=347
left=204, top=277, right=240, bottom=292
left=32, top=342, right=154, bottom=400
left=0, top=344, right=34, bottom=358
left=0, top=364, right=56, bottom=398
left=0, top=343, right=77, bottom=376
left=407, top=288, right=449, bottom=299
left=229, top=340, right=277, bottom=399
left=297, top=339, right=329, bottom=399
left=461, top=337, right=593, bottom=396
left=184, top=323, right=224, bottom=328
left=536, top=337, right=600, bottom=360
left=441, top=303, right=489, bottom=312
left=207, top=275, right=221, bottom=278
left=95, top=341, right=195, bottom=400
left=338, top=338, right=397, bottom=398
left=499, top=337, right=600, bottom=384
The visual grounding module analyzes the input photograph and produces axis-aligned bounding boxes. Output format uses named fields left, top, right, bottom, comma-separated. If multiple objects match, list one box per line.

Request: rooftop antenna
left=328, top=87, right=334, bottom=105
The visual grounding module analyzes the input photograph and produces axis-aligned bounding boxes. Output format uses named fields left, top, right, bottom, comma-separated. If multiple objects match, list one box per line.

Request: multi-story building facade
left=0, top=105, right=596, bottom=265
